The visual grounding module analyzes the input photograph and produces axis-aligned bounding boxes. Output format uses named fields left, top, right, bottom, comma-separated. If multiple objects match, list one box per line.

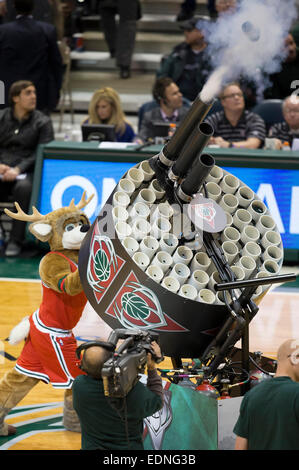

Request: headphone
left=153, top=92, right=169, bottom=106
left=153, top=77, right=175, bottom=106
left=153, top=83, right=169, bottom=106
left=76, top=341, right=116, bottom=369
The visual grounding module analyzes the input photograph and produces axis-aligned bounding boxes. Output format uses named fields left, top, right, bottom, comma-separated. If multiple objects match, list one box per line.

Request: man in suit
left=98, top=0, right=141, bottom=79
left=1, top=0, right=64, bottom=40
left=138, top=77, right=190, bottom=143
left=0, top=0, right=63, bottom=113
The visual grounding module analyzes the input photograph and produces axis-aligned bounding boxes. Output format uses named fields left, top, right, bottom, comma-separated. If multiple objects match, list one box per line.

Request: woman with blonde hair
left=84, top=87, right=136, bottom=142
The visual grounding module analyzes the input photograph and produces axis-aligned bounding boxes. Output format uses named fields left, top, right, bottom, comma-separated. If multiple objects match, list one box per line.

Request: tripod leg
left=241, top=309, right=250, bottom=394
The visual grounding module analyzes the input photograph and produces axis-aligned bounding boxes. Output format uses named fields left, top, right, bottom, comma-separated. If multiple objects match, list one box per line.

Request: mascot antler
left=5, top=191, right=93, bottom=221
left=74, top=191, right=94, bottom=210
left=4, top=191, right=94, bottom=248
left=4, top=202, right=44, bottom=221
left=60, top=191, right=94, bottom=212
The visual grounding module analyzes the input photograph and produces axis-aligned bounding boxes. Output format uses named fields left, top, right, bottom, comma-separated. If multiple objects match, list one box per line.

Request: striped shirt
left=205, top=110, right=266, bottom=145
left=269, top=121, right=299, bottom=145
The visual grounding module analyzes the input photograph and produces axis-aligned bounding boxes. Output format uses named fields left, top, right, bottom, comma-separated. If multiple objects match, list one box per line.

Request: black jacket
left=0, top=16, right=63, bottom=111
left=156, top=42, right=212, bottom=101
left=0, top=108, right=54, bottom=173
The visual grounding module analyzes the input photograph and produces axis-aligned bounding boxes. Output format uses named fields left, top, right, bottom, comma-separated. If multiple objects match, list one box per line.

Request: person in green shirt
left=73, top=340, right=164, bottom=450
left=234, top=338, right=299, bottom=450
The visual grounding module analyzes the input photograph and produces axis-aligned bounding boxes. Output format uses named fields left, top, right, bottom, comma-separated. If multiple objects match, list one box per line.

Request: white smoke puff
left=200, top=0, right=298, bottom=102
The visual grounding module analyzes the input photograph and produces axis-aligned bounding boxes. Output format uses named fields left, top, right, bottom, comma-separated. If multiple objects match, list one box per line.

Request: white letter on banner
left=51, top=175, right=98, bottom=219
left=290, top=186, right=299, bottom=234
left=101, top=178, right=117, bottom=208
left=256, top=184, right=285, bottom=233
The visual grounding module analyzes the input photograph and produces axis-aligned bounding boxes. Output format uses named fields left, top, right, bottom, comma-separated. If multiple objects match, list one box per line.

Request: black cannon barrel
left=180, top=153, right=215, bottom=198
left=170, top=121, right=214, bottom=180
left=163, top=95, right=214, bottom=165
left=215, top=273, right=297, bottom=291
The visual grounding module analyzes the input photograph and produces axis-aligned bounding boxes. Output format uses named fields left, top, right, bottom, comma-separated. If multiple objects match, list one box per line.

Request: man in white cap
left=156, top=16, right=212, bottom=101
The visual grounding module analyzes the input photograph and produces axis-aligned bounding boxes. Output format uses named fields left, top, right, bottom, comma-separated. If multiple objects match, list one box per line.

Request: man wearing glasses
left=268, top=95, right=299, bottom=149
left=205, top=82, right=266, bottom=149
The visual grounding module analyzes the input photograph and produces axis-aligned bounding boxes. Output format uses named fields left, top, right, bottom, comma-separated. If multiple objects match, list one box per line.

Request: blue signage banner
left=39, top=159, right=133, bottom=223
left=38, top=158, right=299, bottom=251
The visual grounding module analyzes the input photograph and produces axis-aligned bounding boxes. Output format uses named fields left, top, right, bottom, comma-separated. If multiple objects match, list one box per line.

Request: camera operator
left=72, top=340, right=164, bottom=450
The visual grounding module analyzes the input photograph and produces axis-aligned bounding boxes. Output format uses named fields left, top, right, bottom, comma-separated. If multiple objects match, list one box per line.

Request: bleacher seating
left=67, top=0, right=210, bottom=113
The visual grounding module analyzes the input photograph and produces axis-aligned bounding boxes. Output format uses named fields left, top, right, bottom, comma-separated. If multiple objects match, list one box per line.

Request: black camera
left=102, top=328, right=164, bottom=399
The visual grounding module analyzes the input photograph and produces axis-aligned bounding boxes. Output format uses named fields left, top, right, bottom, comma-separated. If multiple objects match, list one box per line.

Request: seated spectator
left=0, top=80, right=54, bottom=257
left=205, top=82, right=266, bottom=149
left=83, top=87, right=135, bottom=143
left=156, top=16, right=212, bottom=102
left=268, top=95, right=299, bottom=149
left=138, top=77, right=190, bottom=143
left=264, top=33, right=299, bottom=100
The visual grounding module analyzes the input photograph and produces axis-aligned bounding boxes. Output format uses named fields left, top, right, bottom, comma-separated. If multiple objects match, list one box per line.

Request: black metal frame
left=202, top=273, right=297, bottom=392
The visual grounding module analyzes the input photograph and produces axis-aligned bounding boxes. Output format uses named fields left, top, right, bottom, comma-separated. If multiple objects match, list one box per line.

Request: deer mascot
left=0, top=192, right=93, bottom=436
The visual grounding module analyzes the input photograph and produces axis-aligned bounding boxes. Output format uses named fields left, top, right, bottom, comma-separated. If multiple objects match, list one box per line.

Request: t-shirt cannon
left=79, top=91, right=296, bottom=396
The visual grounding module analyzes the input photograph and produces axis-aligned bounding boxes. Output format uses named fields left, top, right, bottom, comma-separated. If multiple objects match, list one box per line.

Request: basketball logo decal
left=121, top=290, right=152, bottom=322
left=106, top=272, right=188, bottom=332
left=87, top=234, right=125, bottom=303
left=193, top=202, right=216, bottom=229
left=94, top=248, right=111, bottom=282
